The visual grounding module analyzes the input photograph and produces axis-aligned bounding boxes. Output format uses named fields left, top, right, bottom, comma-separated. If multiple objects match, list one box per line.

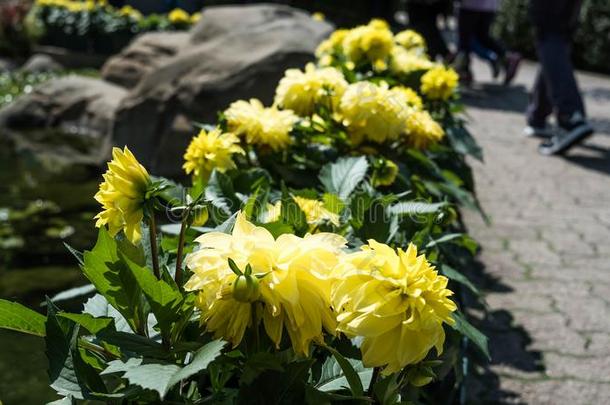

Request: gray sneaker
left=523, top=125, right=554, bottom=138
left=538, top=112, right=594, bottom=156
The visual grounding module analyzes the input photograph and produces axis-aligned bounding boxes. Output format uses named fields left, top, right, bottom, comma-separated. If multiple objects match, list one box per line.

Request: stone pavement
left=462, top=59, right=610, bottom=404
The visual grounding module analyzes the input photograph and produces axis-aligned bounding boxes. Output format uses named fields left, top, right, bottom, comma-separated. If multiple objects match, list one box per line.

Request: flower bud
left=232, top=274, right=261, bottom=303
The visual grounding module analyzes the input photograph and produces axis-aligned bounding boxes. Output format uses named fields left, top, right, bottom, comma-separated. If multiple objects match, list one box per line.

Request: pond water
left=0, top=146, right=101, bottom=404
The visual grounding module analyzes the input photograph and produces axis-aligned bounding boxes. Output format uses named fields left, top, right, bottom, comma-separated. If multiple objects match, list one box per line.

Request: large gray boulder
left=0, top=76, right=127, bottom=168
left=101, top=31, right=191, bottom=88
left=112, top=4, right=333, bottom=176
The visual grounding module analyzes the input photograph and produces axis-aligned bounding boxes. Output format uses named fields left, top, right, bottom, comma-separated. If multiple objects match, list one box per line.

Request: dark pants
left=527, top=0, right=585, bottom=125
left=407, top=3, right=450, bottom=60
left=457, top=8, right=505, bottom=58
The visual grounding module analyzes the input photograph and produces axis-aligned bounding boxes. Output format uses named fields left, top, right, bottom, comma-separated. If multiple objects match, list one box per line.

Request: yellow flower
left=224, top=99, right=298, bottom=151
left=392, top=86, right=423, bottom=110
left=190, top=12, right=201, bottom=24
left=390, top=46, right=435, bottom=75
left=342, top=21, right=394, bottom=66
left=339, top=81, right=410, bottom=144
left=94, top=147, right=150, bottom=244
left=118, top=5, right=141, bottom=20
left=373, top=160, right=399, bottom=187
left=315, top=29, right=349, bottom=59
left=331, top=241, right=457, bottom=375
left=168, top=8, right=189, bottom=24
left=185, top=213, right=346, bottom=355
left=183, top=127, right=244, bottom=179
left=263, top=197, right=340, bottom=230
left=312, top=12, right=325, bottom=21
left=274, top=63, right=348, bottom=116
left=420, top=65, right=459, bottom=101
left=405, top=110, right=445, bottom=150
left=395, top=29, right=427, bottom=52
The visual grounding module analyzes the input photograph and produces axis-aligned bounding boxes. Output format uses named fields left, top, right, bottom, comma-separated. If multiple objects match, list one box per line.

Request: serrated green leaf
left=48, top=284, right=95, bottom=304
left=452, top=312, right=490, bottom=359
left=322, top=193, right=344, bottom=215
left=102, top=340, right=224, bottom=399
left=83, top=294, right=131, bottom=333
left=205, top=170, right=240, bottom=217
left=281, top=187, right=307, bottom=233
left=0, top=299, right=46, bottom=336
left=319, top=156, right=369, bottom=201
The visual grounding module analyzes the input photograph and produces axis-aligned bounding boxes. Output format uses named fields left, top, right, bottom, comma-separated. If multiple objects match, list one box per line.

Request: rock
left=0, top=75, right=127, bottom=168
left=0, top=58, right=17, bottom=72
left=101, top=31, right=191, bottom=88
left=21, top=54, right=63, bottom=73
left=113, top=4, right=333, bottom=176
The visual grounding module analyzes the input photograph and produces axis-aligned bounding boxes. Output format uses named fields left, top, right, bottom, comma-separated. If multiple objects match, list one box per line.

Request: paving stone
left=464, top=58, right=610, bottom=403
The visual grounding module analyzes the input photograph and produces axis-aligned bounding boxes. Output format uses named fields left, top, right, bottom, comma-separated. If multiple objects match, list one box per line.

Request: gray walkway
left=463, top=59, right=610, bottom=404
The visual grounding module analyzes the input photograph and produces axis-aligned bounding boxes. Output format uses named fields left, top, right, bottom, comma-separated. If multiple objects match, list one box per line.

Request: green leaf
left=58, top=313, right=113, bottom=335
left=452, top=312, right=490, bottom=359
left=47, top=396, right=73, bottom=404
left=440, top=264, right=479, bottom=295
left=82, top=294, right=131, bottom=333
left=426, top=233, right=478, bottom=255
left=389, top=201, right=447, bottom=216
left=319, top=156, right=369, bottom=201
left=322, top=193, right=344, bottom=215
left=81, top=228, right=145, bottom=333
left=240, top=352, right=284, bottom=386
left=0, top=299, right=46, bottom=336
left=98, top=330, right=166, bottom=358
left=102, top=340, right=225, bottom=399
left=45, top=300, right=82, bottom=399
left=205, top=170, right=241, bottom=217
left=120, top=251, right=183, bottom=335
left=280, top=187, right=308, bottom=234
left=258, top=221, right=294, bottom=238
left=321, top=346, right=369, bottom=397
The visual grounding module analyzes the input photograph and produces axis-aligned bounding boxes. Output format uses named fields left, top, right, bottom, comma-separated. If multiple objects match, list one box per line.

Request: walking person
left=405, top=0, right=453, bottom=61
left=526, top=0, right=594, bottom=155
left=454, top=0, right=521, bottom=84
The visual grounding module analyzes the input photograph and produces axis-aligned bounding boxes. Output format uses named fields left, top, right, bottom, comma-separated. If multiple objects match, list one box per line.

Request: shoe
left=523, top=125, right=554, bottom=138
left=538, top=112, right=594, bottom=155
left=503, top=52, right=522, bottom=85
left=489, top=58, right=501, bottom=80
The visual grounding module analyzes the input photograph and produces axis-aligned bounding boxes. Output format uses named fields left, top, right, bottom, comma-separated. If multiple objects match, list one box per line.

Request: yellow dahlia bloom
left=185, top=213, right=346, bottom=355
left=94, top=147, right=150, bottom=244
left=342, top=21, right=394, bottom=66
left=420, top=66, right=459, bottom=101
left=312, top=12, right=325, bottom=21
left=390, top=46, right=435, bottom=75
left=315, top=29, right=349, bottom=60
left=395, top=29, right=427, bottom=52
left=183, top=128, right=244, bottom=179
left=263, top=197, right=340, bottom=230
left=405, top=110, right=445, bottom=150
left=339, top=82, right=411, bottom=144
left=392, top=86, right=423, bottom=110
left=331, top=241, right=457, bottom=374
left=274, top=63, right=348, bottom=116
left=118, top=5, right=141, bottom=19
left=168, top=8, right=189, bottom=24
left=224, top=99, right=298, bottom=152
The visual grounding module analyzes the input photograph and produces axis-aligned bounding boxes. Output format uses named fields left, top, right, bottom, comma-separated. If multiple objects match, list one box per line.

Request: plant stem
left=174, top=209, right=190, bottom=288
left=149, top=213, right=160, bottom=280
left=368, top=367, right=380, bottom=398
left=251, top=304, right=259, bottom=353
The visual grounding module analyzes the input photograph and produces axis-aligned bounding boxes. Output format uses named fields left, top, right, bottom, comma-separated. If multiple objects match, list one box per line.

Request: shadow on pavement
left=462, top=255, right=544, bottom=404
left=563, top=142, right=610, bottom=176
left=461, top=84, right=529, bottom=114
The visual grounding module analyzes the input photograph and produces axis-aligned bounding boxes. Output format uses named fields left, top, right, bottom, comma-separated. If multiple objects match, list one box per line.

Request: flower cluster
left=185, top=213, right=456, bottom=372
left=420, top=66, right=459, bottom=101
